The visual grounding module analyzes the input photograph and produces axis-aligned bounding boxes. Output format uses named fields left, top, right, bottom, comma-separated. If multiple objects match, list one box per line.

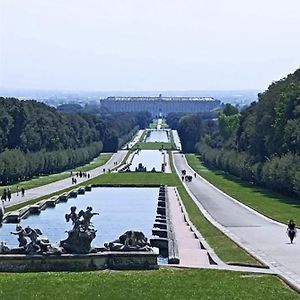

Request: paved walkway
left=172, top=130, right=182, bottom=151
left=3, top=150, right=127, bottom=209
left=167, top=187, right=210, bottom=266
left=122, top=130, right=144, bottom=149
left=172, top=151, right=300, bottom=291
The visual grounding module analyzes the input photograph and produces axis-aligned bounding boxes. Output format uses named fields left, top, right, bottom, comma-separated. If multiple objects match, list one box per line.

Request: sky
left=0, top=0, right=300, bottom=91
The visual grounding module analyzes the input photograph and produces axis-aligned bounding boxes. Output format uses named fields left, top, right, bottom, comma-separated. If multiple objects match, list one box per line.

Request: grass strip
left=0, top=268, right=297, bottom=300
left=133, top=142, right=175, bottom=150
left=187, top=154, right=300, bottom=225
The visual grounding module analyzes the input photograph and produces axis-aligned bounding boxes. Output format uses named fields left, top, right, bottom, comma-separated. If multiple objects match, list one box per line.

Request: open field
left=0, top=268, right=297, bottom=300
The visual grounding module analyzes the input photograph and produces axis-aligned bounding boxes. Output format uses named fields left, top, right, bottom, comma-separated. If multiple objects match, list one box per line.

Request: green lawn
left=133, top=142, right=175, bottom=150
left=1, top=153, right=112, bottom=194
left=87, top=171, right=177, bottom=186
left=186, top=154, right=300, bottom=225
left=0, top=268, right=297, bottom=300
left=73, top=153, right=112, bottom=173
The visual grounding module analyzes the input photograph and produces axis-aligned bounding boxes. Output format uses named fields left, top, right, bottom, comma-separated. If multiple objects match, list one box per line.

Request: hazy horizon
left=1, top=0, right=299, bottom=92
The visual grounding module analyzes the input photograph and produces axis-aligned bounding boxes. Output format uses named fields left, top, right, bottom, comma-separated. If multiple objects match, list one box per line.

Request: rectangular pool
left=0, top=187, right=159, bottom=248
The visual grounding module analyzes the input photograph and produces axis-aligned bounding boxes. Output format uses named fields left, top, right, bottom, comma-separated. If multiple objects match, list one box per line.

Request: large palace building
left=99, top=95, right=221, bottom=116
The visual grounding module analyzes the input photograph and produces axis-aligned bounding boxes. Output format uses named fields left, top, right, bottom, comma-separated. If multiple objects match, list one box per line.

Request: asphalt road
left=173, top=151, right=300, bottom=288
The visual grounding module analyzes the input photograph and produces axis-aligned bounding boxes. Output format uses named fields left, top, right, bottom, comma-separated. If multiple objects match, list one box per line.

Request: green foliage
left=237, top=70, right=300, bottom=159
left=165, top=112, right=185, bottom=129
left=177, top=114, right=203, bottom=153
left=223, top=103, right=239, bottom=116
left=218, top=113, right=239, bottom=140
left=197, top=69, right=300, bottom=197
left=0, top=142, right=103, bottom=183
left=0, top=98, right=150, bottom=183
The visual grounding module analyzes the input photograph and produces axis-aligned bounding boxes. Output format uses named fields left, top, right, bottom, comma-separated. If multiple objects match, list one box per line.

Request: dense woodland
left=0, top=98, right=151, bottom=183
left=169, top=69, right=300, bottom=197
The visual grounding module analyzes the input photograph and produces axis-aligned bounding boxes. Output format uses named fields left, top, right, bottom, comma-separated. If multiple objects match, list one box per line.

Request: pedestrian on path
left=287, top=220, right=297, bottom=244
left=194, top=172, right=197, bottom=178
left=16, top=185, right=19, bottom=196
left=1, top=189, right=7, bottom=202
left=7, top=188, right=11, bottom=202
left=21, top=187, right=25, bottom=197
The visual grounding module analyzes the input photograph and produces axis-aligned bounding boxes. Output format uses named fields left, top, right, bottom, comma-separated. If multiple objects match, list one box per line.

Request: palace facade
left=99, top=96, right=221, bottom=116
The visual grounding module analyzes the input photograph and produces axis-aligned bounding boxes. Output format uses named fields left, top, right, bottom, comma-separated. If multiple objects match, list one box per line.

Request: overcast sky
left=1, top=0, right=300, bottom=91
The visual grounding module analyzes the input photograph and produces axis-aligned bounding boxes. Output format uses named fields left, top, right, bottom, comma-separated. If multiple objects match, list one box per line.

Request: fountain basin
left=0, top=251, right=158, bottom=272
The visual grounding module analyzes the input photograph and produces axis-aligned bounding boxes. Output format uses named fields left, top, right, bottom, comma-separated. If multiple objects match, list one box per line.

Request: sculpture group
left=61, top=206, right=99, bottom=254
left=0, top=205, right=152, bottom=255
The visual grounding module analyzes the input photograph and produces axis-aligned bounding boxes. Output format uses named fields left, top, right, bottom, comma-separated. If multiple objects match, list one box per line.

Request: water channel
left=145, top=130, right=169, bottom=143
left=0, top=187, right=158, bottom=247
left=130, top=150, right=166, bottom=172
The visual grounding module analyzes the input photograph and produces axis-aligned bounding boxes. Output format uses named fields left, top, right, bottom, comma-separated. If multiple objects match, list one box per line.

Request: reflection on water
left=0, top=187, right=158, bottom=248
left=130, top=150, right=165, bottom=171
left=146, top=130, right=169, bottom=143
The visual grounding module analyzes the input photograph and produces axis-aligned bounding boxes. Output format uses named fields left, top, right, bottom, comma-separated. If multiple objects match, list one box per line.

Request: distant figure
left=21, top=187, right=25, bottom=197
left=7, top=188, right=11, bottom=202
left=16, top=185, right=19, bottom=196
left=194, top=172, right=197, bottom=178
left=1, top=189, right=7, bottom=202
left=287, top=220, right=297, bottom=244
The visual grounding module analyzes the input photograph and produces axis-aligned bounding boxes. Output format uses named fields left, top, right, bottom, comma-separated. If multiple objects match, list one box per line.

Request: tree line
left=0, top=98, right=151, bottom=183
left=166, top=68, right=300, bottom=197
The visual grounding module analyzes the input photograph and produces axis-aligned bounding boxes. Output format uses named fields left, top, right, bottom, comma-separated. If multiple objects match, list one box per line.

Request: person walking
left=287, top=220, right=297, bottom=244
left=1, top=189, right=7, bottom=202
left=21, top=187, right=25, bottom=197
left=7, top=188, right=11, bottom=202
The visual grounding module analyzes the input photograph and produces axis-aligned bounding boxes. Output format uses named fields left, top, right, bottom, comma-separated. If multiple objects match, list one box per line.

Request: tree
left=177, top=114, right=203, bottom=153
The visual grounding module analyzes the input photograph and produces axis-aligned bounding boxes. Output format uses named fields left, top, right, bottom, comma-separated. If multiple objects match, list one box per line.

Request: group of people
left=71, top=170, right=90, bottom=179
left=1, top=186, right=25, bottom=203
left=181, top=169, right=197, bottom=182
left=70, top=170, right=90, bottom=185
